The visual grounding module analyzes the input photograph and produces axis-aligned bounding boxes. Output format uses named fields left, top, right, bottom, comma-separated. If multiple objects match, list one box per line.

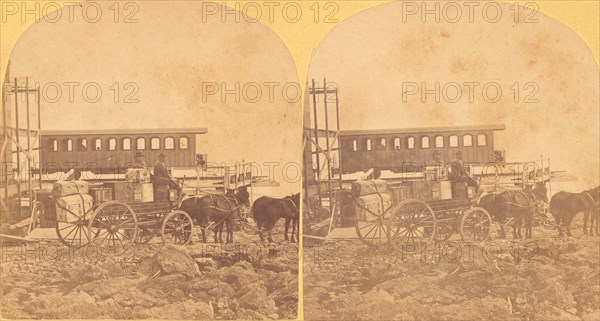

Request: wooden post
left=323, top=78, right=333, bottom=216
left=14, top=77, right=21, bottom=219
left=37, top=85, right=42, bottom=190
left=311, top=79, right=322, bottom=208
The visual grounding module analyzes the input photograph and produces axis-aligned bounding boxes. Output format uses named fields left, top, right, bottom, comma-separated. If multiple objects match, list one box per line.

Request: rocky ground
left=0, top=225, right=298, bottom=320
left=303, top=220, right=600, bottom=321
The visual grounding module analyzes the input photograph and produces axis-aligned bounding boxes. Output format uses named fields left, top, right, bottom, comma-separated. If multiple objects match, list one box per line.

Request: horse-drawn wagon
left=351, top=166, right=493, bottom=252
left=47, top=180, right=194, bottom=250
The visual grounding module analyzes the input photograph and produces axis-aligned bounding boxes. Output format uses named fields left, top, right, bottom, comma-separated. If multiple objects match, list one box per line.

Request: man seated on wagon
left=153, top=153, right=183, bottom=195
left=133, top=151, right=149, bottom=170
left=430, top=150, right=448, bottom=181
left=448, top=150, right=479, bottom=197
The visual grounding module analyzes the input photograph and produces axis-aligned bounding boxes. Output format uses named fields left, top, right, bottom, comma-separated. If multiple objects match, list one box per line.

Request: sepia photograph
left=1, top=1, right=301, bottom=319
left=302, top=1, right=599, bottom=321
left=1, top=0, right=598, bottom=320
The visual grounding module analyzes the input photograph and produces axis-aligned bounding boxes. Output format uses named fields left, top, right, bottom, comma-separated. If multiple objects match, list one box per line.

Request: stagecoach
left=352, top=166, right=493, bottom=253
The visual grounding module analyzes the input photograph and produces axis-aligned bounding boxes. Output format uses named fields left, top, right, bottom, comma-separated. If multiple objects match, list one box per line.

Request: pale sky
left=7, top=1, right=302, bottom=194
left=307, top=1, right=599, bottom=189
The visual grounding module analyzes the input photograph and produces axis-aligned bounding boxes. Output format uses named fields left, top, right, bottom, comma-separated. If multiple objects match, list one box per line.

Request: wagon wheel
left=389, top=199, right=437, bottom=253
left=88, top=201, right=138, bottom=253
left=161, top=210, right=193, bottom=245
left=354, top=200, right=393, bottom=247
left=55, top=216, right=99, bottom=247
left=460, top=207, right=492, bottom=242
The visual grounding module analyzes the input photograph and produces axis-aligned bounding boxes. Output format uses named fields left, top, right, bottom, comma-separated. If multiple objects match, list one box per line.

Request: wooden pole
left=1, top=66, right=8, bottom=212
left=14, top=77, right=21, bottom=219
left=335, top=88, right=342, bottom=192
left=311, top=79, right=322, bottom=208
left=37, top=85, right=42, bottom=189
left=323, top=78, right=333, bottom=216
left=26, top=78, right=32, bottom=195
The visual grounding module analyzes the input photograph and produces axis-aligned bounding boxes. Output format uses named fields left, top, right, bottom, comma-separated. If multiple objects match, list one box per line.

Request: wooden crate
left=90, top=187, right=113, bottom=207
left=103, top=182, right=134, bottom=203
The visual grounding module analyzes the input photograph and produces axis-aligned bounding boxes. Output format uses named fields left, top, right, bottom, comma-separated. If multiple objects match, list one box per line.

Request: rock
left=219, top=262, right=262, bottom=288
left=220, top=308, right=236, bottom=319
left=582, top=310, right=600, bottom=321
left=112, top=288, right=159, bottom=308
left=194, top=257, right=217, bottom=270
left=268, top=313, right=280, bottom=319
left=192, top=278, right=235, bottom=299
left=260, top=262, right=288, bottom=273
left=61, top=264, right=106, bottom=284
left=131, top=300, right=213, bottom=319
left=99, top=260, right=124, bottom=276
left=154, top=245, right=200, bottom=277
left=237, top=283, right=276, bottom=313
left=96, top=298, right=132, bottom=319
left=566, top=307, right=578, bottom=315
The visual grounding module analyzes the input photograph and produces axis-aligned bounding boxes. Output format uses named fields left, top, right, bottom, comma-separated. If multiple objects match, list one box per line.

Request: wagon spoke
left=62, top=225, right=78, bottom=240
left=59, top=223, right=77, bottom=231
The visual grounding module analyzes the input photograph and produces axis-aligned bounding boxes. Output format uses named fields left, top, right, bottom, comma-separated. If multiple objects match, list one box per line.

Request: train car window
left=165, top=137, right=175, bottom=150
left=122, top=138, right=131, bottom=150
left=77, top=138, right=87, bottom=151
left=379, top=138, right=386, bottom=150
left=136, top=137, right=146, bottom=150
left=94, top=138, right=102, bottom=151
left=366, top=139, right=372, bottom=151
left=394, top=138, right=401, bottom=150
left=449, top=135, right=458, bottom=147
left=435, top=135, right=444, bottom=148
left=150, top=137, right=161, bottom=150
left=108, top=138, right=117, bottom=151
left=352, top=139, right=358, bottom=151
left=179, top=137, right=189, bottom=149
left=50, top=139, right=58, bottom=152
left=407, top=137, right=415, bottom=149
left=421, top=136, right=430, bottom=149
left=463, top=134, right=473, bottom=147
left=477, top=134, right=487, bottom=146
left=63, top=139, right=73, bottom=152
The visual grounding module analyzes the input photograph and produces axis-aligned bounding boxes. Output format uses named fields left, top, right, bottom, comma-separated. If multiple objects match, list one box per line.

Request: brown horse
left=550, top=186, right=599, bottom=237
left=478, top=183, right=548, bottom=239
left=179, top=186, right=250, bottom=243
left=252, top=193, right=300, bottom=242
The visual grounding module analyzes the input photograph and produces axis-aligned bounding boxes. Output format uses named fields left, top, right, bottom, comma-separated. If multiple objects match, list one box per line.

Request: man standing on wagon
left=153, top=153, right=183, bottom=195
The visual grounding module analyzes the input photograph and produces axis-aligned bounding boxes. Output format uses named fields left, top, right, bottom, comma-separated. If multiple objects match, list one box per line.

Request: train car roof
left=40, top=128, right=208, bottom=136
left=340, top=124, right=505, bottom=136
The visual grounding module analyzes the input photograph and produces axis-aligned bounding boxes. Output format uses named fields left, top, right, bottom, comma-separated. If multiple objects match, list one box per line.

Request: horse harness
left=196, top=193, right=245, bottom=231
left=286, top=198, right=299, bottom=217
left=583, top=192, right=600, bottom=213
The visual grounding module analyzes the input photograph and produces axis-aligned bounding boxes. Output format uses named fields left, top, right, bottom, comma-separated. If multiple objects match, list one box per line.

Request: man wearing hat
left=133, top=151, right=148, bottom=169
left=448, top=150, right=478, bottom=195
left=153, top=153, right=182, bottom=195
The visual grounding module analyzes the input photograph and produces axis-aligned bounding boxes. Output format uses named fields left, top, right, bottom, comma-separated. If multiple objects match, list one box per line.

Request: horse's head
left=284, top=193, right=300, bottom=216
left=589, top=186, right=600, bottom=202
left=534, top=182, right=548, bottom=203
left=290, top=193, right=300, bottom=209
left=234, top=185, right=250, bottom=207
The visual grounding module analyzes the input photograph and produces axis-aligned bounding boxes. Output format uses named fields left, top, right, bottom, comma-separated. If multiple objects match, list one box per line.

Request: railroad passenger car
left=339, top=125, right=505, bottom=174
left=40, top=128, right=207, bottom=174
